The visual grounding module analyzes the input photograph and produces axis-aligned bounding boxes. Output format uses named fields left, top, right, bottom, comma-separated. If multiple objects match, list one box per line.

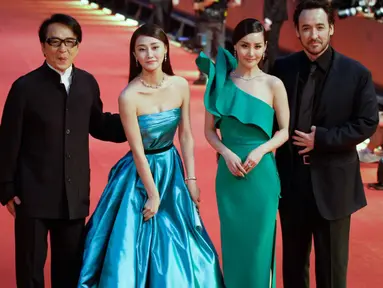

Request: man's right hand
left=6, top=196, right=21, bottom=217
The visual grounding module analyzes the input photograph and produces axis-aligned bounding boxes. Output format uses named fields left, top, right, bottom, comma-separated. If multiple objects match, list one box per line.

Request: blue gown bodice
left=138, top=108, right=180, bottom=151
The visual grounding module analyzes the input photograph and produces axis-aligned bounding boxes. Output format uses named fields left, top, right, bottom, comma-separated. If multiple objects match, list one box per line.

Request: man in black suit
left=149, top=0, right=176, bottom=33
left=193, top=0, right=228, bottom=85
left=0, top=14, right=126, bottom=288
left=272, top=1, right=378, bottom=287
left=263, top=0, right=288, bottom=72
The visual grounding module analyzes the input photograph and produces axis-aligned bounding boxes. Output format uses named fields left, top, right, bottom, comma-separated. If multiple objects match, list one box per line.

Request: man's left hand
left=292, top=126, right=316, bottom=154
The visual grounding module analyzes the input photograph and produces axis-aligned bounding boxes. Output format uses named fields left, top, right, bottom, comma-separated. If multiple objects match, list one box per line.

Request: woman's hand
left=222, top=150, right=247, bottom=177
left=243, top=147, right=266, bottom=173
left=143, top=194, right=160, bottom=221
left=187, top=180, right=201, bottom=209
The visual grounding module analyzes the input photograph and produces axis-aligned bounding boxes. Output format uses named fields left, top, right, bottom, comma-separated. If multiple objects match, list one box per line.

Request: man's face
left=296, top=8, right=334, bottom=59
left=41, top=23, right=79, bottom=72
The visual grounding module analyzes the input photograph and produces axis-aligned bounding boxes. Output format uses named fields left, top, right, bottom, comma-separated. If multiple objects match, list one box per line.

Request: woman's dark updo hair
left=232, top=18, right=266, bottom=46
left=231, top=18, right=267, bottom=70
left=128, top=24, right=174, bottom=82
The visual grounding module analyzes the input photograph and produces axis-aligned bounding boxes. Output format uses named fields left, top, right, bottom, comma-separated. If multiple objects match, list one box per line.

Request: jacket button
left=67, top=177, right=71, bottom=183
left=66, top=129, right=71, bottom=135
left=65, top=152, right=71, bottom=159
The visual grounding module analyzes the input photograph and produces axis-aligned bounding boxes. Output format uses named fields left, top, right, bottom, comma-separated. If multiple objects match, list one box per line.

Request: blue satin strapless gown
left=77, top=108, right=224, bottom=288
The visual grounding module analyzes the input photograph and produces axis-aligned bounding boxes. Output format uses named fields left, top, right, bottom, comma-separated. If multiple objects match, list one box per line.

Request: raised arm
left=118, top=89, right=159, bottom=221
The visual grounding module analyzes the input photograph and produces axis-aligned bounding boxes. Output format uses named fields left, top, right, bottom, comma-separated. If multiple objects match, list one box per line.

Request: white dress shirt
left=47, top=63, right=73, bottom=94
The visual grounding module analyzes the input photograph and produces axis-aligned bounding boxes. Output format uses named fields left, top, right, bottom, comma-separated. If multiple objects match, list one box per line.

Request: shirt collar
left=304, top=46, right=333, bottom=72
left=315, top=46, right=333, bottom=72
left=46, top=63, right=73, bottom=79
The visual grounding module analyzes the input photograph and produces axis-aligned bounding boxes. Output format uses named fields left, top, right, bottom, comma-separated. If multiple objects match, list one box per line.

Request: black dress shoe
left=367, top=182, right=383, bottom=190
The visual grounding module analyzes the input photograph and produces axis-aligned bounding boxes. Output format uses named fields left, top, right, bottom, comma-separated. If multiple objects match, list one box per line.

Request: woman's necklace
left=230, top=70, right=264, bottom=81
left=139, top=73, right=166, bottom=89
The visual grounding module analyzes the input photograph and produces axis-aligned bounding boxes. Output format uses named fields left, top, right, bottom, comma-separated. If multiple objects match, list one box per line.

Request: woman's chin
left=142, top=63, right=160, bottom=72
left=240, top=62, right=260, bottom=70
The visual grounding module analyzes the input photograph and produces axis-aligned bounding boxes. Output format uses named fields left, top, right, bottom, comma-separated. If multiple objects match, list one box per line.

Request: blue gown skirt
left=77, top=146, right=224, bottom=288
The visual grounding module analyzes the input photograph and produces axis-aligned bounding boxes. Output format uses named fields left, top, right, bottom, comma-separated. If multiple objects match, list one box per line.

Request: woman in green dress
left=196, top=18, right=290, bottom=287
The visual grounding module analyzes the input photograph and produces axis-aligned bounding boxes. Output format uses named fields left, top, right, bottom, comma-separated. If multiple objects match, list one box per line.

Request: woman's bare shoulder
left=119, top=78, right=141, bottom=104
left=168, top=75, right=189, bottom=89
left=264, top=74, right=285, bottom=91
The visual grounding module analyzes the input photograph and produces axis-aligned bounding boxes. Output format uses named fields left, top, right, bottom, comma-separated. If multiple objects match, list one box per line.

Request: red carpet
left=0, top=1, right=382, bottom=287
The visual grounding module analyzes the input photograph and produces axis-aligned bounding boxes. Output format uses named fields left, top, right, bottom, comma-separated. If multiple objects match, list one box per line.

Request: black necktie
left=297, top=63, right=317, bottom=133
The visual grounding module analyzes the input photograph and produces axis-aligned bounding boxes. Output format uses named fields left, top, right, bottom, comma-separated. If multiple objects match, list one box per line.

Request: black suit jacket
left=0, top=63, right=126, bottom=219
left=273, top=51, right=378, bottom=220
left=263, top=0, right=288, bottom=22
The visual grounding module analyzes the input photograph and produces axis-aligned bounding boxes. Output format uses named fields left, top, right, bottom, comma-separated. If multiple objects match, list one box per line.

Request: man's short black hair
left=293, top=0, right=335, bottom=28
left=38, top=14, right=82, bottom=43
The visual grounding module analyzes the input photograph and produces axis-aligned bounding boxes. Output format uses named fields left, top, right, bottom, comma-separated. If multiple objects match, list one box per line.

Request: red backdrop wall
left=176, top=0, right=383, bottom=88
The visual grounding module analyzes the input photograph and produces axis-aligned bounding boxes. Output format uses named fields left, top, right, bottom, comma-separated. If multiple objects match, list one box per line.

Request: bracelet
left=185, top=176, right=197, bottom=181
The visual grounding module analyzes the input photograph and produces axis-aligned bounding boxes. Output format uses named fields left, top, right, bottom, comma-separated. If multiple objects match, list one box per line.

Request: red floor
left=0, top=1, right=382, bottom=287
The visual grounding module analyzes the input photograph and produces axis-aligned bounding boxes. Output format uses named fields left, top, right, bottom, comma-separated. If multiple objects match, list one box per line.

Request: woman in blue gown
left=77, top=24, right=224, bottom=288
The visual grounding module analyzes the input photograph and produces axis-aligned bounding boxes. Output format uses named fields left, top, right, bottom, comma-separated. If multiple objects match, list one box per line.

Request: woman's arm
left=178, top=78, right=196, bottom=180
left=243, top=77, right=289, bottom=170
left=118, top=88, right=159, bottom=220
left=204, top=110, right=247, bottom=177
left=204, top=112, right=231, bottom=157
left=258, top=77, right=290, bottom=154
left=177, top=77, right=201, bottom=206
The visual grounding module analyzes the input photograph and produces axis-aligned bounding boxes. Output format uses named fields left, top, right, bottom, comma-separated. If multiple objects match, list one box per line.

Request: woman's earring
left=164, top=53, right=167, bottom=62
left=135, top=58, right=138, bottom=67
left=234, top=50, right=237, bottom=58
left=262, top=53, right=265, bottom=60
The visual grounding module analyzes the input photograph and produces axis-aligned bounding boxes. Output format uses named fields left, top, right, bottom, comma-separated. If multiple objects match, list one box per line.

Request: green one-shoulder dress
left=196, top=47, right=280, bottom=288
